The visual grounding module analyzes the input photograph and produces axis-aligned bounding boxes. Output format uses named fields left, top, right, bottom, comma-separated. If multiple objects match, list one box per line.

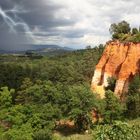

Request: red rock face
left=91, top=41, right=140, bottom=98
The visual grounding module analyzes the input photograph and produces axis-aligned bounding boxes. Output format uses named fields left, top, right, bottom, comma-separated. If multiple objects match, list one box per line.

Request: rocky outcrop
left=91, top=40, right=140, bottom=98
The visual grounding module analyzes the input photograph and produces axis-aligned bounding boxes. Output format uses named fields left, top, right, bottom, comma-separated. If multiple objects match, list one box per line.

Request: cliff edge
left=91, top=40, right=140, bottom=98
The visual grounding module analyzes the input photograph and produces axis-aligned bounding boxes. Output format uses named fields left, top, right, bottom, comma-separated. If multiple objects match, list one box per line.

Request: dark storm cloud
left=0, top=24, right=30, bottom=51
left=0, top=0, right=75, bottom=29
left=18, top=0, right=75, bottom=27
left=0, top=0, right=140, bottom=50
left=0, top=0, right=16, bottom=9
left=0, top=0, right=75, bottom=50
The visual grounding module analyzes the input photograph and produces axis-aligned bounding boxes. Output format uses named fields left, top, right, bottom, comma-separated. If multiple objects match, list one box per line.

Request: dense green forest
left=0, top=46, right=102, bottom=139
left=0, top=43, right=140, bottom=140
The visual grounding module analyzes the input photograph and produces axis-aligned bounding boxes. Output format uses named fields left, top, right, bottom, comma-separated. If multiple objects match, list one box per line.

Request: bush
left=3, top=123, right=33, bottom=140
left=33, top=129, right=53, bottom=140
left=93, top=121, right=140, bottom=140
left=126, top=74, right=140, bottom=118
left=105, top=77, right=116, bottom=92
left=74, top=113, right=92, bottom=132
left=103, top=90, right=125, bottom=123
left=0, top=87, right=14, bottom=108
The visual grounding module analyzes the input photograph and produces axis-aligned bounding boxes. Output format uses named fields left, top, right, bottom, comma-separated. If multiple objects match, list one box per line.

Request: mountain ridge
left=0, top=44, right=74, bottom=55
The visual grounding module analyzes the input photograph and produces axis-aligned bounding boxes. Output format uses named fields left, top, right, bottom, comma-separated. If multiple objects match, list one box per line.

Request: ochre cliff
left=91, top=40, right=140, bottom=99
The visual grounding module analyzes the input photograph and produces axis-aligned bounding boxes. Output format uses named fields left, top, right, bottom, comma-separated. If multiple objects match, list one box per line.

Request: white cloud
left=41, top=0, right=140, bottom=48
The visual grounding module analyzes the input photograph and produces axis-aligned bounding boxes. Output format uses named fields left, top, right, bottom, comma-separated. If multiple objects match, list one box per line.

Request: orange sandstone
left=91, top=40, right=140, bottom=98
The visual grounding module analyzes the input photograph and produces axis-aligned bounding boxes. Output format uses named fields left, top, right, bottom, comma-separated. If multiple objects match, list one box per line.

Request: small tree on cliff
left=132, top=28, right=139, bottom=35
left=105, top=77, right=116, bottom=92
left=109, top=20, right=131, bottom=40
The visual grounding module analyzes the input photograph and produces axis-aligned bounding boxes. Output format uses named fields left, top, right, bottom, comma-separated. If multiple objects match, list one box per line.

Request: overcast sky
left=0, top=0, right=140, bottom=50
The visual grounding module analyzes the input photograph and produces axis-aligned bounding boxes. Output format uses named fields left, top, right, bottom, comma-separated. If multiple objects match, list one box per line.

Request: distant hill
left=0, top=45, right=74, bottom=56
left=28, top=45, right=73, bottom=55
left=30, top=45, right=73, bottom=51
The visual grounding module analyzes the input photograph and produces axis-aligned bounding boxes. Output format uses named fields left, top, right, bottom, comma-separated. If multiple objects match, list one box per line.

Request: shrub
left=33, top=129, right=53, bottom=140
left=126, top=74, right=140, bottom=118
left=103, top=90, right=125, bottom=123
left=93, top=121, right=140, bottom=140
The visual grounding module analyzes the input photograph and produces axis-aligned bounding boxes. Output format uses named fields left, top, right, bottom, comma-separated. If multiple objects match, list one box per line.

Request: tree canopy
left=109, top=20, right=140, bottom=42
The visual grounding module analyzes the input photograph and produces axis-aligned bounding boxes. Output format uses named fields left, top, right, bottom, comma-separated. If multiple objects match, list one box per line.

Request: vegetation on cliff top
left=110, top=20, right=140, bottom=43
